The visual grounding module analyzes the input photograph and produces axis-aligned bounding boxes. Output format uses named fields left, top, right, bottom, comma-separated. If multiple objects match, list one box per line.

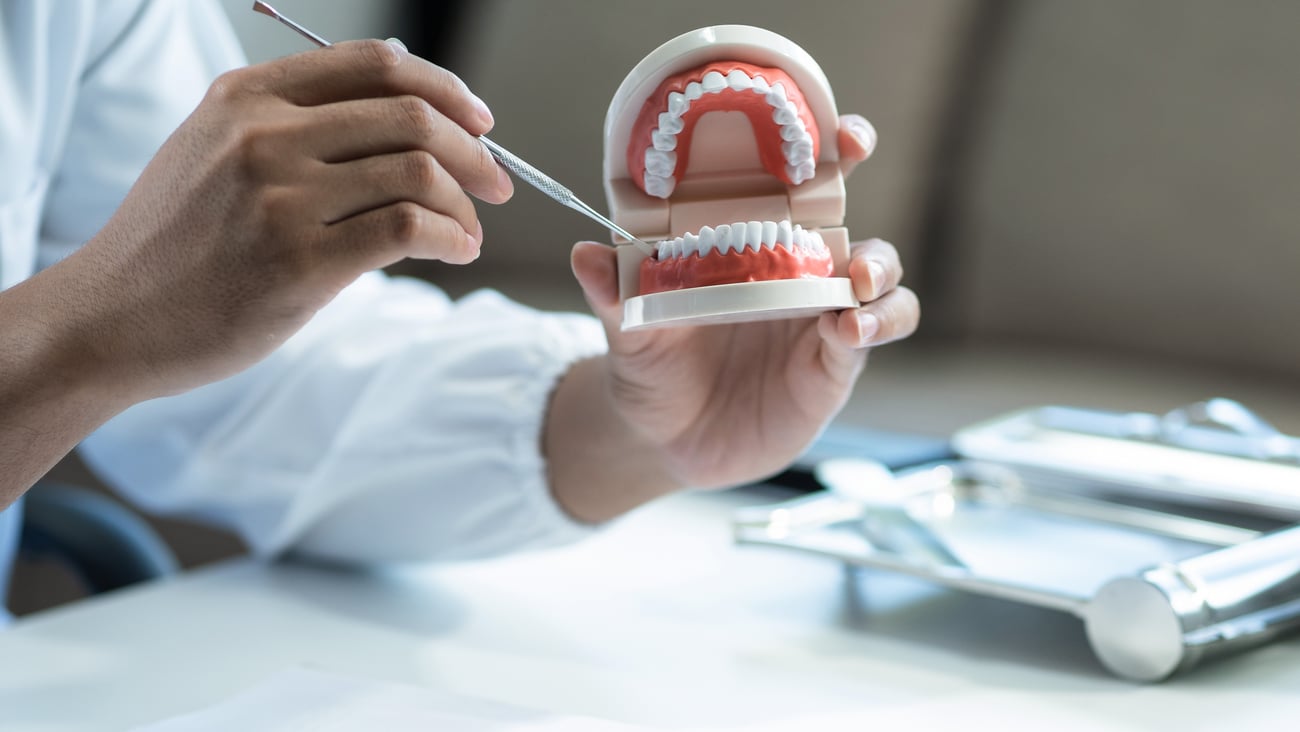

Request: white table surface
left=2, top=488, right=1299, bottom=731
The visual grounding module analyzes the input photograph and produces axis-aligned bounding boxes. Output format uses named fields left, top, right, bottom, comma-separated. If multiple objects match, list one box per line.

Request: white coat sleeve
left=50, top=0, right=613, bottom=563
left=81, top=276, right=609, bottom=562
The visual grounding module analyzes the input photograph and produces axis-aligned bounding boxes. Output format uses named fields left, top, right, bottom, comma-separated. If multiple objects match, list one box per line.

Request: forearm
left=0, top=262, right=134, bottom=508
left=544, top=355, right=686, bottom=524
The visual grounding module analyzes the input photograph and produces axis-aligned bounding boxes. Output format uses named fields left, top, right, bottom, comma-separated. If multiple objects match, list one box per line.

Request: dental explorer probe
left=251, top=1, right=657, bottom=256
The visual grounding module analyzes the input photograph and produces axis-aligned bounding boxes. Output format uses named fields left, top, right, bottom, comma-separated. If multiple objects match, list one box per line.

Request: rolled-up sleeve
left=81, top=273, right=610, bottom=562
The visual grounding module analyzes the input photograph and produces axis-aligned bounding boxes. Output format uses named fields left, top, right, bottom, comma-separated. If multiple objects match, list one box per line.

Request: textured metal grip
left=480, top=137, right=571, bottom=204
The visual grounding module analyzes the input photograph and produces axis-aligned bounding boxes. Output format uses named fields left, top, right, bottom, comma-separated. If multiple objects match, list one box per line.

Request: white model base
left=621, top=277, right=858, bottom=331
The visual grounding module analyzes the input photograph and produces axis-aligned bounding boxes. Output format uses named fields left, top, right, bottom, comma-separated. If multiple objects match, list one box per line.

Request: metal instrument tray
left=734, top=400, right=1300, bottom=681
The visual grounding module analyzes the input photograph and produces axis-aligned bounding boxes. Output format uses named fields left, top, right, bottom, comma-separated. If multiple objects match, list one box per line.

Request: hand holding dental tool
left=251, top=1, right=655, bottom=256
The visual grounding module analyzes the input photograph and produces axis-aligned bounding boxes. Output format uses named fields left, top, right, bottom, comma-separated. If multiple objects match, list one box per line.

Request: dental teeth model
left=604, top=26, right=861, bottom=330
left=641, top=220, right=832, bottom=296
left=655, top=220, right=819, bottom=259
left=636, top=64, right=819, bottom=198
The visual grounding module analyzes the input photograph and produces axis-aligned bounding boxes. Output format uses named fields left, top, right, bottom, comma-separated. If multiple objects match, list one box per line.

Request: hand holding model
left=544, top=27, right=918, bottom=523
left=550, top=118, right=915, bottom=522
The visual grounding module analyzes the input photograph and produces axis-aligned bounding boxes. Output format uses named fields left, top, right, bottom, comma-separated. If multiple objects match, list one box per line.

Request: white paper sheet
left=133, top=667, right=652, bottom=731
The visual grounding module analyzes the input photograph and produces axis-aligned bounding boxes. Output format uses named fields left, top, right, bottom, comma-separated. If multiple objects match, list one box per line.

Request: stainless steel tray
left=953, top=399, right=1300, bottom=521
left=734, top=401, right=1300, bottom=681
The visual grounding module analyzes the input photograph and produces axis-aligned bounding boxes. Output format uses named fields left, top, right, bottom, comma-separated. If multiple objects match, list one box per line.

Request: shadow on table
left=837, top=566, right=1105, bottom=677
left=261, top=558, right=469, bottom=639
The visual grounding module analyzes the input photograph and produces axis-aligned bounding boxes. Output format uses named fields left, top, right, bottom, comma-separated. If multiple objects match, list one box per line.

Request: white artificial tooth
left=713, top=224, right=733, bottom=253
left=772, top=106, right=798, bottom=126
left=751, top=75, right=770, bottom=94
left=645, top=149, right=676, bottom=178
left=807, top=230, right=826, bottom=252
left=668, top=91, right=689, bottom=117
left=683, top=232, right=700, bottom=257
left=644, top=173, right=675, bottom=198
left=782, top=139, right=813, bottom=161
left=761, top=221, right=778, bottom=249
left=796, top=161, right=815, bottom=181
left=792, top=225, right=806, bottom=250
left=658, top=112, right=684, bottom=134
left=726, top=70, right=753, bottom=91
left=685, top=81, right=704, bottom=101
left=777, top=220, right=793, bottom=250
left=697, top=226, right=717, bottom=255
left=701, top=71, right=727, bottom=93
left=652, top=131, right=677, bottom=152
left=730, top=224, right=747, bottom=253
left=766, top=82, right=788, bottom=106
left=780, top=124, right=806, bottom=142
left=729, top=222, right=747, bottom=252
left=745, top=221, right=764, bottom=252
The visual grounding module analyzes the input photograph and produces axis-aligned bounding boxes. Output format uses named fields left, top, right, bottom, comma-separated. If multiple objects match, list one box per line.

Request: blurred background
left=16, top=0, right=1300, bottom=613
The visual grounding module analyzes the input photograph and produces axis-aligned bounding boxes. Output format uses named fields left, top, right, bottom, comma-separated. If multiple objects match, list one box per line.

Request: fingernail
left=384, top=37, right=408, bottom=52
left=847, top=117, right=877, bottom=154
left=857, top=312, right=880, bottom=345
left=473, top=219, right=484, bottom=244
left=867, top=259, right=887, bottom=296
left=495, top=164, right=513, bottom=197
left=448, top=69, right=494, bottom=129
left=469, top=90, right=494, bottom=128
left=465, top=229, right=480, bottom=255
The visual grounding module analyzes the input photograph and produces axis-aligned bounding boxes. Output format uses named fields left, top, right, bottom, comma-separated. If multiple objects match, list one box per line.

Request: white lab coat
left=0, top=0, right=604, bottom=619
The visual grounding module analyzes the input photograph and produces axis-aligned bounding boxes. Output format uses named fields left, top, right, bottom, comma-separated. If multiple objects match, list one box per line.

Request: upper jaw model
left=604, top=25, right=858, bottom=331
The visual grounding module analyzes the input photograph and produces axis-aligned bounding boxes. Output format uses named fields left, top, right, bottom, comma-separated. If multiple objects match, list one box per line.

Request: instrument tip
left=252, top=1, right=276, bottom=18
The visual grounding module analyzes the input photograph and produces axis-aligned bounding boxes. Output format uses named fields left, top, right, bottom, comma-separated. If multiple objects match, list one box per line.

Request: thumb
left=570, top=241, right=624, bottom=329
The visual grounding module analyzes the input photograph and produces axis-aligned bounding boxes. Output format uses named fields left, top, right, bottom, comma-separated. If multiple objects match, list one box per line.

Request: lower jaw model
left=603, top=26, right=859, bottom=330
left=638, top=220, right=832, bottom=295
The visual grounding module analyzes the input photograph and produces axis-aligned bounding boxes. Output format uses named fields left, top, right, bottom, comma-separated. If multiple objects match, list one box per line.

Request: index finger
left=837, top=114, right=877, bottom=179
left=236, top=39, right=495, bottom=135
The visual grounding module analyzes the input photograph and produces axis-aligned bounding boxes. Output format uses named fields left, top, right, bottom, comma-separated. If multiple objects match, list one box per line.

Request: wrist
left=1, top=257, right=145, bottom=416
left=544, top=355, right=685, bottom=524
left=0, top=260, right=145, bottom=506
